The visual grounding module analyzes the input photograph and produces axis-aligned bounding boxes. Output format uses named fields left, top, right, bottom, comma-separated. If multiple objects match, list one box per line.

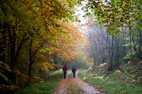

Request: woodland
left=0, top=0, right=142, bottom=94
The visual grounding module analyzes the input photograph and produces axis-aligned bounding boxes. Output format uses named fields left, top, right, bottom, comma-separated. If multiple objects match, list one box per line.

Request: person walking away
left=72, top=65, right=77, bottom=78
left=63, top=65, right=68, bottom=79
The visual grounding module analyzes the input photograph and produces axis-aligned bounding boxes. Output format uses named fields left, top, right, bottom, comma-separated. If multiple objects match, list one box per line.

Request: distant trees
left=82, top=0, right=142, bottom=71
left=85, top=23, right=142, bottom=71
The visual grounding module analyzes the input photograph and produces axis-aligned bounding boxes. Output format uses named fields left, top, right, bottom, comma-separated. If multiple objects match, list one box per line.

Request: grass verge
left=79, top=70, right=142, bottom=94
left=15, top=70, right=62, bottom=94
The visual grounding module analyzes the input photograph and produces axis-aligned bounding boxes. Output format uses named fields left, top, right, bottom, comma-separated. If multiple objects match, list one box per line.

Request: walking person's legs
left=72, top=72, right=74, bottom=78
left=73, top=71, right=76, bottom=78
left=64, top=72, right=66, bottom=79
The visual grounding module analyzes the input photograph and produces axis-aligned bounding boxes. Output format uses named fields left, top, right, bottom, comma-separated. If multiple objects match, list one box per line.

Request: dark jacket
left=63, top=65, right=68, bottom=72
left=72, top=65, right=77, bottom=72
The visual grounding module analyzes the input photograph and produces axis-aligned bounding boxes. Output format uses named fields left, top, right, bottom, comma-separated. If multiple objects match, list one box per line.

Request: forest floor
left=15, top=71, right=63, bottom=94
left=54, top=71, right=103, bottom=94
left=15, top=70, right=103, bottom=94
left=79, top=69, right=142, bottom=94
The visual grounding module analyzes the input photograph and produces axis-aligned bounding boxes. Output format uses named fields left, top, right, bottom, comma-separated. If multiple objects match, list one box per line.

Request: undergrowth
left=79, top=70, right=142, bottom=94
left=15, top=70, right=62, bottom=94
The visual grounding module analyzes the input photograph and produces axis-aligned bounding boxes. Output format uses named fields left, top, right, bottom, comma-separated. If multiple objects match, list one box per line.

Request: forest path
left=54, top=71, right=103, bottom=94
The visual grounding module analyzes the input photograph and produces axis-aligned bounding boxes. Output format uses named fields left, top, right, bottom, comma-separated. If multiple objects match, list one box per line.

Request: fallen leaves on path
left=73, top=77, right=103, bottom=94
left=54, top=72, right=103, bottom=94
left=54, top=79, right=68, bottom=94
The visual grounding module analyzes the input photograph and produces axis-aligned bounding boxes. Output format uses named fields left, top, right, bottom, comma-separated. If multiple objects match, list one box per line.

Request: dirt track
left=54, top=71, right=103, bottom=94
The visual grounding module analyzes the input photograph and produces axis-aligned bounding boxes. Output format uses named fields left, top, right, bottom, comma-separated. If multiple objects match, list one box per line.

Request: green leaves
left=83, top=0, right=140, bottom=34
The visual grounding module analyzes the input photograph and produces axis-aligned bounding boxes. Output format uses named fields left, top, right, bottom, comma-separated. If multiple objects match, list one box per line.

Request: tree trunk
left=28, top=39, right=44, bottom=78
left=138, top=29, right=142, bottom=59
left=8, top=25, right=17, bottom=84
left=116, top=35, right=120, bottom=68
left=108, top=34, right=114, bottom=71
left=28, top=39, right=33, bottom=78
left=129, top=29, right=133, bottom=61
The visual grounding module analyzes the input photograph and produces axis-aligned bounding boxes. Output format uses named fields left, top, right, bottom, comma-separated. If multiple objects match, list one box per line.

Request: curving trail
left=54, top=71, right=103, bottom=94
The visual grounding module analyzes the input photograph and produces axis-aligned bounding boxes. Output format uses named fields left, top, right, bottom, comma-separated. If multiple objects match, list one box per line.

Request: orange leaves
left=33, top=61, right=57, bottom=73
left=46, top=21, right=84, bottom=61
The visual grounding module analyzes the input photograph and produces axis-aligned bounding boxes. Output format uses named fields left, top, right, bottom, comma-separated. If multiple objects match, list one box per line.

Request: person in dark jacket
left=72, top=65, right=77, bottom=78
left=63, top=65, right=68, bottom=79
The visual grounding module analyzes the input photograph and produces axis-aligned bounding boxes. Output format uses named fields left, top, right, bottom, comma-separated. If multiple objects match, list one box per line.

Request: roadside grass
left=79, top=70, right=142, bottom=94
left=15, top=70, right=63, bottom=94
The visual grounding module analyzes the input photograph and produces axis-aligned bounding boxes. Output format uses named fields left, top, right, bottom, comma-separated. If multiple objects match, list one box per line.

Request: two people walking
left=62, top=65, right=77, bottom=79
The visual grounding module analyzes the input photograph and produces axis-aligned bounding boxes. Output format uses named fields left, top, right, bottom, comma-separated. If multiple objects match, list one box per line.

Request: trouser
left=64, top=72, right=67, bottom=79
left=72, top=71, right=76, bottom=78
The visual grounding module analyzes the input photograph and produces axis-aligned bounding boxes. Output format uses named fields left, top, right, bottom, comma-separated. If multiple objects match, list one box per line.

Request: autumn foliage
left=0, top=0, right=83, bottom=93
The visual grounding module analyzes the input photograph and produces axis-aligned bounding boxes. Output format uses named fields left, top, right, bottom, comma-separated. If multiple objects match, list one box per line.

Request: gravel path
left=54, top=71, right=103, bottom=94
left=54, top=79, right=67, bottom=94
left=73, top=77, right=103, bottom=94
